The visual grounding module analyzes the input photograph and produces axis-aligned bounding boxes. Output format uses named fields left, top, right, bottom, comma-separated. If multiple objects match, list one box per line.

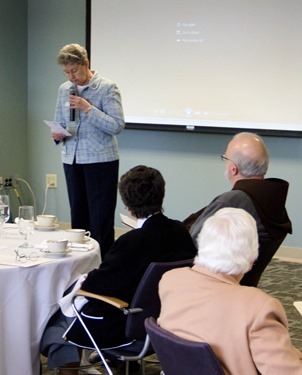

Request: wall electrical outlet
left=0, top=175, right=19, bottom=187
left=46, top=174, right=57, bottom=188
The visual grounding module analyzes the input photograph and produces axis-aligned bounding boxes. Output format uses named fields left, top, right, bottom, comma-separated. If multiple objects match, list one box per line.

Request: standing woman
left=51, top=43, right=125, bottom=258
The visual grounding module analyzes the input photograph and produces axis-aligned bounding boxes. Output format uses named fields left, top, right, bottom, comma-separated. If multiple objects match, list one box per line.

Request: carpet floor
left=41, top=257, right=302, bottom=374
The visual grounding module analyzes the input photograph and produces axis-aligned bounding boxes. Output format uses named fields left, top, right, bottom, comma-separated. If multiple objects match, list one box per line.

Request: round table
left=0, top=224, right=101, bottom=375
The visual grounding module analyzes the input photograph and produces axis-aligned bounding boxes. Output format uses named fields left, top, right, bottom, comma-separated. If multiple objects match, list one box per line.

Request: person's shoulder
left=219, top=189, right=248, bottom=199
left=92, top=72, right=117, bottom=87
left=143, top=213, right=167, bottom=224
left=237, top=284, right=280, bottom=307
left=90, top=74, right=121, bottom=99
left=240, top=286, right=287, bottom=325
left=161, top=265, right=191, bottom=282
left=199, top=190, right=250, bottom=212
left=146, top=214, right=188, bottom=230
left=115, top=227, right=141, bottom=241
left=58, top=81, right=72, bottom=91
left=213, top=189, right=252, bottom=207
left=163, top=215, right=186, bottom=225
left=115, top=220, right=160, bottom=243
left=195, top=189, right=247, bottom=209
left=104, top=228, right=145, bottom=260
left=265, top=177, right=289, bottom=184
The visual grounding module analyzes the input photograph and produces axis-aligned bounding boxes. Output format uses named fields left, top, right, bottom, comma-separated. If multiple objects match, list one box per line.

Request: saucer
left=35, top=222, right=59, bottom=231
left=2, top=225, right=22, bottom=238
left=69, top=236, right=91, bottom=244
left=40, top=248, right=71, bottom=258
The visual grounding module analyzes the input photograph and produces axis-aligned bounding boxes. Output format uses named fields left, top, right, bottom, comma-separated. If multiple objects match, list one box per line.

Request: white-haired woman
left=158, top=207, right=302, bottom=375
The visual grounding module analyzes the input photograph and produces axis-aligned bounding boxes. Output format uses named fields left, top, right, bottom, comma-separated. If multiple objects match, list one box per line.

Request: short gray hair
left=57, top=43, right=88, bottom=66
left=194, top=208, right=258, bottom=275
left=231, top=132, right=269, bottom=177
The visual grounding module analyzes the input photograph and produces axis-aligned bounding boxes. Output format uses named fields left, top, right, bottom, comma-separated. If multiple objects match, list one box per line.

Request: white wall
left=116, top=129, right=302, bottom=250
left=0, top=3, right=27, bottom=176
left=24, top=0, right=302, bottom=250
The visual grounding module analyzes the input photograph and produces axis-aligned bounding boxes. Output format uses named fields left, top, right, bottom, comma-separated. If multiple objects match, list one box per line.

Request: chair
left=71, top=258, right=193, bottom=375
left=145, top=317, right=224, bottom=375
left=240, top=234, right=286, bottom=286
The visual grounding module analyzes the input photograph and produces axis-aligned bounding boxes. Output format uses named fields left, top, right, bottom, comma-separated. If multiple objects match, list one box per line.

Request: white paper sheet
left=120, top=213, right=137, bottom=229
left=293, top=301, right=302, bottom=316
left=44, top=120, right=72, bottom=136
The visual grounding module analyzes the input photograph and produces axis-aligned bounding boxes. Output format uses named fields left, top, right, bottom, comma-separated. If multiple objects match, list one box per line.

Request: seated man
left=41, top=165, right=197, bottom=375
left=159, top=208, right=302, bottom=375
left=185, top=132, right=292, bottom=286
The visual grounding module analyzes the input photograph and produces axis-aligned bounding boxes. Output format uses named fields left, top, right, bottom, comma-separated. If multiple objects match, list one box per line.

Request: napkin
left=59, top=274, right=88, bottom=317
left=68, top=242, right=94, bottom=252
left=36, top=240, right=94, bottom=252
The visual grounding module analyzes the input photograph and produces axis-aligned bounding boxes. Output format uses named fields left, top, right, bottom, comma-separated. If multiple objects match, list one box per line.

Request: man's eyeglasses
left=220, top=153, right=231, bottom=162
left=15, top=249, right=39, bottom=263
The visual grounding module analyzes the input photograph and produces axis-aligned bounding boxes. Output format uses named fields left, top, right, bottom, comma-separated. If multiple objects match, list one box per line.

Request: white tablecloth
left=0, top=224, right=101, bottom=375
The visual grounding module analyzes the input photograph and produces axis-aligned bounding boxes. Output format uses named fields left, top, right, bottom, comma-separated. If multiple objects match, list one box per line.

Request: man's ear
left=231, top=163, right=239, bottom=176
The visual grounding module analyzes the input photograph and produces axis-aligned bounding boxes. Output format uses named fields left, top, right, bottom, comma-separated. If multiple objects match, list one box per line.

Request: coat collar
left=191, top=264, right=242, bottom=285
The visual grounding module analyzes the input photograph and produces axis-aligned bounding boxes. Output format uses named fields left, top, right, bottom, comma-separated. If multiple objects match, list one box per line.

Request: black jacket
left=65, top=213, right=197, bottom=348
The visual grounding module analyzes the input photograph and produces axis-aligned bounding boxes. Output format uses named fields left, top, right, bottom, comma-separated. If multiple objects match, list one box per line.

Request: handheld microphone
left=69, top=86, right=77, bottom=121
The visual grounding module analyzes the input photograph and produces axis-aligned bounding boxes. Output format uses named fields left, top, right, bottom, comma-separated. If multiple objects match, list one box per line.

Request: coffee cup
left=37, top=215, right=57, bottom=227
left=46, top=239, right=68, bottom=253
left=65, top=229, right=91, bottom=243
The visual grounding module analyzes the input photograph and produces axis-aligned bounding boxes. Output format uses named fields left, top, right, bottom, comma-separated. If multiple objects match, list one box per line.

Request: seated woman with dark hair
left=40, top=165, right=197, bottom=375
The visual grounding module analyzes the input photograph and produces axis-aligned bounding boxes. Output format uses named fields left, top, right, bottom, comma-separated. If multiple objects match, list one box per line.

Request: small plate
left=2, top=225, right=21, bottom=238
left=69, top=236, right=91, bottom=244
left=40, top=248, right=71, bottom=258
left=35, top=222, right=59, bottom=231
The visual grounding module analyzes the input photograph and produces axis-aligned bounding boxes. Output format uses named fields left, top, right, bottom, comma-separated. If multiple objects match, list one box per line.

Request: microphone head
left=69, top=85, right=77, bottom=95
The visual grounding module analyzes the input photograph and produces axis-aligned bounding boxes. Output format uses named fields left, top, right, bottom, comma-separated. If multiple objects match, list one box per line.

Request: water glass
left=0, top=195, right=10, bottom=238
left=18, top=205, right=35, bottom=248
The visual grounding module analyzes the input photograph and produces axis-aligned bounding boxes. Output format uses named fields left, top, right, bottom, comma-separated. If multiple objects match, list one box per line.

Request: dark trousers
left=63, top=160, right=119, bottom=259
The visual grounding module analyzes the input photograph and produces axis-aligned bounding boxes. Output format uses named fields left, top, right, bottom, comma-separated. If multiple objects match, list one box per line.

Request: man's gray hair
left=231, top=132, right=269, bottom=177
left=194, top=207, right=258, bottom=276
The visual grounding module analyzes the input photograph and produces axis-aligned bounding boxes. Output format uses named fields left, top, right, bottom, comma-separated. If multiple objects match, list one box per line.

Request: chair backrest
left=145, top=317, right=225, bottom=375
left=240, top=234, right=286, bottom=286
left=125, top=259, right=193, bottom=340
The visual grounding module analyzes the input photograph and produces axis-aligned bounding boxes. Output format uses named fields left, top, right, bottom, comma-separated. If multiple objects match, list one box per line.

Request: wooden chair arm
left=75, top=289, right=129, bottom=309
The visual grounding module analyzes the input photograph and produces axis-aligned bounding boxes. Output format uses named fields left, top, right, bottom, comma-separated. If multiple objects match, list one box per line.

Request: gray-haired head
left=57, top=43, right=88, bottom=66
left=194, top=207, right=258, bottom=276
left=227, top=132, right=269, bottom=177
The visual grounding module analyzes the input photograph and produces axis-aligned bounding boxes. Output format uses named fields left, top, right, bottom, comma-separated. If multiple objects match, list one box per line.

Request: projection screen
left=89, top=0, right=302, bottom=136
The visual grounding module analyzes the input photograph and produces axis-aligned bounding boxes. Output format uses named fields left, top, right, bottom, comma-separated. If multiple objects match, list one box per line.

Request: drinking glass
left=0, top=195, right=10, bottom=238
left=18, top=205, right=35, bottom=248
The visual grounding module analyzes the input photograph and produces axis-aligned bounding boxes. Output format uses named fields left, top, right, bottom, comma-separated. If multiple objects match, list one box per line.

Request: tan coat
left=158, top=265, right=302, bottom=375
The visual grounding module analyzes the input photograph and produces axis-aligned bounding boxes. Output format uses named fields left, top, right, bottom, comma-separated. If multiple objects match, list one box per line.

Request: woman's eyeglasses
left=63, top=66, right=83, bottom=77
